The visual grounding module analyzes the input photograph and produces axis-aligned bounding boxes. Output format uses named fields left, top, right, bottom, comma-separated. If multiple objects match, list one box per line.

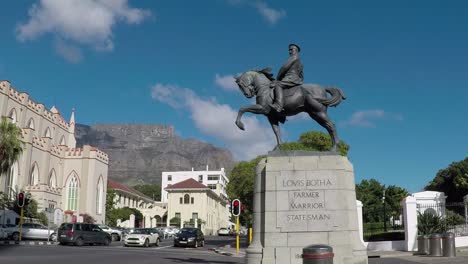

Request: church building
left=0, top=80, right=109, bottom=224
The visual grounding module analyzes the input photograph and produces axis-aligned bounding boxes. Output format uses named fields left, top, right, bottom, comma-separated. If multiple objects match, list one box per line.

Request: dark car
left=57, top=223, right=111, bottom=246
left=173, top=228, right=204, bottom=248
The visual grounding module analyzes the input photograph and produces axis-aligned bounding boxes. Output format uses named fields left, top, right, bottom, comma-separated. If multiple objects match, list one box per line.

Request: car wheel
left=155, top=238, right=160, bottom=247
left=12, top=232, right=20, bottom=241
left=194, top=240, right=198, bottom=248
left=144, top=239, right=149, bottom=247
left=173, top=243, right=177, bottom=247
left=50, top=233, right=57, bottom=241
left=75, top=237, right=84, bottom=247
left=103, top=238, right=111, bottom=246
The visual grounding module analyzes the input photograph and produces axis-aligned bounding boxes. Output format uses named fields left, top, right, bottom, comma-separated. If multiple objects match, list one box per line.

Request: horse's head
left=235, top=71, right=255, bottom=98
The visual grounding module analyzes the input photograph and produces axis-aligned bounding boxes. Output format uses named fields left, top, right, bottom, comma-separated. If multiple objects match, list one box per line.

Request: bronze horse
left=234, top=69, right=346, bottom=151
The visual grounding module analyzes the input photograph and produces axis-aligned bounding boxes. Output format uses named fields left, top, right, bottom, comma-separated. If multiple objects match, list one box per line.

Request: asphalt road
left=0, top=236, right=245, bottom=264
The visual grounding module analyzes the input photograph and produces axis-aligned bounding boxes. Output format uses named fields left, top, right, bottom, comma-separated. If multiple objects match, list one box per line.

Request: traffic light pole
left=19, top=207, right=24, bottom=241
left=236, top=215, right=239, bottom=254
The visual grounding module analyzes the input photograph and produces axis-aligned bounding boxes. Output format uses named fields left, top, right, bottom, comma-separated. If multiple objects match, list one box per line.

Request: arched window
left=96, top=177, right=104, bottom=214
left=44, top=127, right=52, bottom=138
left=7, top=162, right=19, bottom=198
left=48, top=169, right=57, bottom=188
left=8, top=108, right=17, bottom=124
left=27, top=118, right=35, bottom=130
left=59, top=136, right=66, bottom=146
left=66, top=174, right=79, bottom=211
left=30, top=163, right=39, bottom=185
left=184, top=194, right=190, bottom=204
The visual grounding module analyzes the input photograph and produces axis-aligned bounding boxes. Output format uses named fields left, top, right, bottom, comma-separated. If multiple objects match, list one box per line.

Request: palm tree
left=0, top=116, right=24, bottom=184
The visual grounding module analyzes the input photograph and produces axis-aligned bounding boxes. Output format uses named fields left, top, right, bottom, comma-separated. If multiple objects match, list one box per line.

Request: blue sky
left=0, top=0, right=467, bottom=193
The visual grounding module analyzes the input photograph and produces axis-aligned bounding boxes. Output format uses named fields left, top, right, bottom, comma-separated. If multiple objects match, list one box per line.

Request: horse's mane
left=251, top=67, right=275, bottom=81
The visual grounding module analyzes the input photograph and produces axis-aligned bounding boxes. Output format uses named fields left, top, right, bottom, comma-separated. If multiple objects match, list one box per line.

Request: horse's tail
left=316, top=87, right=347, bottom=107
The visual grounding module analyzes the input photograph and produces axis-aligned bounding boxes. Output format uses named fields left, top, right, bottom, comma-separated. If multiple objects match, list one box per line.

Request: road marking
left=154, top=245, right=172, bottom=249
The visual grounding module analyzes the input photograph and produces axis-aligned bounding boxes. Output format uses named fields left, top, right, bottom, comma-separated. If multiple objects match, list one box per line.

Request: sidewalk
left=211, top=245, right=468, bottom=263
left=0, top=240, right=58, bottom=246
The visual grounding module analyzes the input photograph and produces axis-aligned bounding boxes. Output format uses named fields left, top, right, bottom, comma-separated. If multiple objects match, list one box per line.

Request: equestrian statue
left=234, top=44, right=346, bottom=152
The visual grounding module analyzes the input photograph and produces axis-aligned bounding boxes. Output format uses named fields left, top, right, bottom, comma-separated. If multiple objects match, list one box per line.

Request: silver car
left=8, top=223, right=56, bottom=241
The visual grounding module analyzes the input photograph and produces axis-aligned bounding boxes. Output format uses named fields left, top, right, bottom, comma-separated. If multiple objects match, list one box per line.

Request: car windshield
left=60, top=223, right=73, bottom=231
left=132, top=229, right=151, bottom=234
left=180, top=228, right=197, bottom=234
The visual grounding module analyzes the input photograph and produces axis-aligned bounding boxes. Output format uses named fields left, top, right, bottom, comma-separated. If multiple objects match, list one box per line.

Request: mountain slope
left=75, top=123, right=235, bottom=186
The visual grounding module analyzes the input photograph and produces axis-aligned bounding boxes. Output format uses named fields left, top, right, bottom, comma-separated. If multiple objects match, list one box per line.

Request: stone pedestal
left=246, top=151, right=367, bottom=264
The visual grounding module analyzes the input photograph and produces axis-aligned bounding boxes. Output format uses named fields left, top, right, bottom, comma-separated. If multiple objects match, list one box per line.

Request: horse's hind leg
left=267, top=115, right=282, bottom=150
left=305, top=97, right=340, bottom=151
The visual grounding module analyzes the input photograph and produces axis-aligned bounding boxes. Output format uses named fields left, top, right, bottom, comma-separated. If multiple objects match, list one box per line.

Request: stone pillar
left=356, top=200, right=365, bottom=245
left=402, top=196, right=418, bottom=251
left=245, top=159, right=266, bottom=264
left=129, top=214, right=135, bottom=228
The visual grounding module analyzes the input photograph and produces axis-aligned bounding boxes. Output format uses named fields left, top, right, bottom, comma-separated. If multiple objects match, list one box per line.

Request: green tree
left=279, top=131, right=349, bottom=156
left=11, top=194, right=48, bottom=225
left=425, top=157, right=468, bottom=202
left=169, top=216, right=181, bottom=226
left=356, top=179, right=409, bottom=224
left=132, top=184, right=161, bottom=201
left=226, top=156, right=265, bottom=226
left=105, top=188, right=117, bottom=225
left=0, top=116, right=24, bottom=180
left=356, top=179, right=385, bottom=222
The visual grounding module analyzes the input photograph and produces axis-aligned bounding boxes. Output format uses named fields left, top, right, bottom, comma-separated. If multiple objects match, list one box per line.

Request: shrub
left=417, top=211, right=446, bottom=235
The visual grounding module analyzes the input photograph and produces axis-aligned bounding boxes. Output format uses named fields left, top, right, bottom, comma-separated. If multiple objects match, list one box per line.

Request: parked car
left=7, top=223, right=56, bottom=241
left=217, top=228, right=230, bottom=236
left=57, top=223, right=111, bottom=246
left=162, top=226, right=179, bottom=238
left=173, top=227, right=204, bottom=248
left=124, top=228, right=160, bottom=247
left=97, top=224, right=122, bottom=241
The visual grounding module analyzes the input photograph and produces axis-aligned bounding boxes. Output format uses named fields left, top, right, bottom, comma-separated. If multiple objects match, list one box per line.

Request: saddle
left=282, top=85, right=302, bottom=97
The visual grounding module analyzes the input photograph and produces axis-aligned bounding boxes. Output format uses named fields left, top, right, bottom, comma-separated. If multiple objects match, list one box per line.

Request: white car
left=97, top=224, right=122, bottom=241
left=7, top=223, right=56, bottom=241
left=124, top=228, right=160, bottom=247
left=217, top=228, right=230, bottom=236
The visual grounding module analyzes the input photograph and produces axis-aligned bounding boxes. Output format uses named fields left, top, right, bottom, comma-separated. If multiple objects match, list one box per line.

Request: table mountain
left=75, top=123, right=235, bottom=186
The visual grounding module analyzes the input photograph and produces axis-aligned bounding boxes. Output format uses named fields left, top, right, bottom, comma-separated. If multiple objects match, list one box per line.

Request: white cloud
left=340, top=110, right=403, bottom=128
left=54, top=39, right=83, bottom=63
left=17, top=0, right=150, bottom=54
left=254, top=2, right=286, bottom=25
left=151, top=83, right=276, bottom=160
left=214, top=73, right=238, bottom=91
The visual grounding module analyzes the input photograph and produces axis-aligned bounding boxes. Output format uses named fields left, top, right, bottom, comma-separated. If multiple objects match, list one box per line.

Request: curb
left=0, top=240, right=58, bottom=246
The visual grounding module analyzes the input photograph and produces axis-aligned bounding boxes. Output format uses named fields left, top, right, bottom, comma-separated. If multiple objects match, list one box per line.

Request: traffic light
left=232, top=199, right=241, bottom=216
left=17, top=192, right=25, bottom=207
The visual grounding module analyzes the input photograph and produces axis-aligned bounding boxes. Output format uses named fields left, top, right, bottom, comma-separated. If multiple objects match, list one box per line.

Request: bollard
left=429, top=234, right=442, bottom=257
left=302, top=244, right=333, bottom=264
left=417, top=235, right=430, bottom=255
left=441, top=232, right=456, bottom=257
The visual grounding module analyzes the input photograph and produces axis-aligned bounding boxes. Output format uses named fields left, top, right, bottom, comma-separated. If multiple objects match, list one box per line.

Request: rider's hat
left=289, top=43, right=301, bottom=52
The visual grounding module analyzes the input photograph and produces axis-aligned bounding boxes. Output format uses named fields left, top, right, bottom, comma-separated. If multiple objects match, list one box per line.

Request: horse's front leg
left=236, top=104, right=269, bottom=130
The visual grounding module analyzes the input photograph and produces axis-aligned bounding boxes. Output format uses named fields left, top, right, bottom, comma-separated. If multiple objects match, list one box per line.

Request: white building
left=108, top=179, right=167, bottom=227
left=165, top=178, right=229, bottom=235
left=0, top=80, right=109, bottom=224
left=161, top=166, right=228, bottom=202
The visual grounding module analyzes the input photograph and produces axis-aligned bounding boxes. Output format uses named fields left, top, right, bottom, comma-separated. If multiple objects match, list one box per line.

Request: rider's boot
left=270, top=87, right=283, bottom=112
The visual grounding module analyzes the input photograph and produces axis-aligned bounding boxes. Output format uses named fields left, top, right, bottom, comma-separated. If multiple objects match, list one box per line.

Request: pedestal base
left=246, top=152, right=368, bottom=264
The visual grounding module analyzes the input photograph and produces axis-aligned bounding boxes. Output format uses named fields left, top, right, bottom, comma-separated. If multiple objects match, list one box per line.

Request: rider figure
left=269, top=43, right=304, bottom=112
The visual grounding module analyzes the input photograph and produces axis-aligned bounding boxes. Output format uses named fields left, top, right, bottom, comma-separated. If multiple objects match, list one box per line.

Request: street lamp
left=382, top=187, right=387, bottom=232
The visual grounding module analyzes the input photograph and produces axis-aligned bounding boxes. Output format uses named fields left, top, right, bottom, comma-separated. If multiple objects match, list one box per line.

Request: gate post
left=402, top=196, right=418, bottom=251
